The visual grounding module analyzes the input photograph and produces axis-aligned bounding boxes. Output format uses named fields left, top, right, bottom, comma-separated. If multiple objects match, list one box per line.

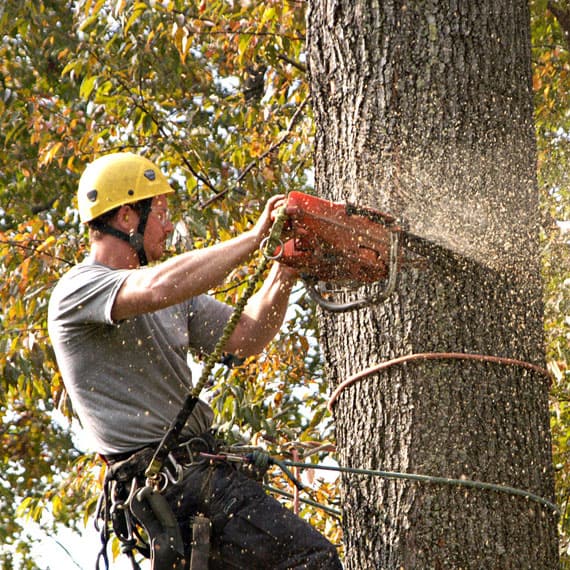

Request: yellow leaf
left=16, top=497, right=33, bottom=519
left=36, top=235, right=56, bottom=253
left=261, top=6, right=276, bottom=25
left=41, top=142, right=63, bottom=166
left=114, top=0, right=127, bottom=18
left=125, top=2, right=147, bottom=34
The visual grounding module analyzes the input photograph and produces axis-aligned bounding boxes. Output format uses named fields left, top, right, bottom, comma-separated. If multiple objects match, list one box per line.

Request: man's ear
left=114, top=204, right=137, bottom=232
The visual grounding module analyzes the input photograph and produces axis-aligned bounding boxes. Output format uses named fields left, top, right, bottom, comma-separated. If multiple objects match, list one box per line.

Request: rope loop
left=328, top=352, right=551, bottom=412
left=120, top=538, right=138, bottom=554
left=260, top=236, right=284, bottom=260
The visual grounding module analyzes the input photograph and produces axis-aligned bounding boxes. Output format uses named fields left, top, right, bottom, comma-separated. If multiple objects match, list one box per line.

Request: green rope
left=281, top=459, right=560, bottom=514
left=145, top=206, right=288, bottom=479
left=192, top=205, right=289, bottom=397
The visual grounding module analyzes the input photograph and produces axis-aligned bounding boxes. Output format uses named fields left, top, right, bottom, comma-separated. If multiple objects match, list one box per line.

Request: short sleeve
left=48, top=262, right=131, bottom=327
left=187, top=294, right=234, bottom=354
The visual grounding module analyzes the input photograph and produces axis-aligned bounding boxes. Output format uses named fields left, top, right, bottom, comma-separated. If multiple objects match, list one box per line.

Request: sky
left=27, top=519, right=147, bottom=570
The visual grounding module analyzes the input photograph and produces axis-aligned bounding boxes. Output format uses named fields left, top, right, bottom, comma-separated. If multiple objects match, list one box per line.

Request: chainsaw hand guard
left=304, top=230, right=400, bottom=312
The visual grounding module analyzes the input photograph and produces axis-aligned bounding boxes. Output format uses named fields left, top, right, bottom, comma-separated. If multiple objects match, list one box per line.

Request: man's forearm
left=226, top=263, right=298, bottom=357
left=112, top=230, right=261, bottom=321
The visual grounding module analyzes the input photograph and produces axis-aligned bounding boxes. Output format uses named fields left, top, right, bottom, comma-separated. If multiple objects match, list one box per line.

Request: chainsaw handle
left=305, top=283, right=372, bottom=312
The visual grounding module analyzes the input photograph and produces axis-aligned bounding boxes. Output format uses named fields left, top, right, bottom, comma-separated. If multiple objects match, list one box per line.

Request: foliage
left=531, top=0, right=570, bottom=564
left=0, top=0, right=567, bottom=568
left=0, top=0, right=331, bottom=567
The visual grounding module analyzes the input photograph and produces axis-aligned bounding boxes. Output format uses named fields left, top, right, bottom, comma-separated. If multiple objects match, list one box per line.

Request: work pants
left=164, top=459, right=343, bottom=569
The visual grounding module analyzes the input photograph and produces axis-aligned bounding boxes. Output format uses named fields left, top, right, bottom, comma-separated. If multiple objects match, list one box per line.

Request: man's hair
left=87, top=201, right=146, bottom=240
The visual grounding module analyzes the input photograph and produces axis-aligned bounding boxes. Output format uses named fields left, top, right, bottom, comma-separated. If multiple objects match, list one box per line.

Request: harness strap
left=145, top=396, right=200, bottom=479
left=91, top=198, right=152, bottom=266
left=96, top=434, right=221, bottom=569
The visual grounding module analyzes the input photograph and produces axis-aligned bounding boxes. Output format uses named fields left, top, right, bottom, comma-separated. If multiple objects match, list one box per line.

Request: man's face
left=143, top=194, right=174, bottom=262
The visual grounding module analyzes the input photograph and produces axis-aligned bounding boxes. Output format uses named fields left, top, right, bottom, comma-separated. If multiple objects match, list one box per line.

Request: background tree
left=533, top=0, right=570, bottom=562
left=1, top=1, right=340, bottom=567
left=307, top=0, right=560, bottom=568
left=0, top=0, right=568, bottom=568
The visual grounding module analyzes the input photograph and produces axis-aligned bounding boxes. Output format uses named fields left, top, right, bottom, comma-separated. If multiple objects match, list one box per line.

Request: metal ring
left=146, top=472, right=169, bottom=493
left=260, top=236, right=283, bottom=260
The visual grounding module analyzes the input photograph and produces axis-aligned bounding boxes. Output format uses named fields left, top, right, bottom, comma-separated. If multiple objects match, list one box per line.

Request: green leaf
left=79, top=75, right=97, bottom=99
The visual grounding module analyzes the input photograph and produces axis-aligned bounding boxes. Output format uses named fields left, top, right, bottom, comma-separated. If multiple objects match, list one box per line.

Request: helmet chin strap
left=93, top=199, right=152, bottom=266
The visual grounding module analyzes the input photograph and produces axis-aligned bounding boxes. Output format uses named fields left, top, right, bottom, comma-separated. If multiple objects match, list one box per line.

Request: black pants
left=164, top=459, right=343, bottom=569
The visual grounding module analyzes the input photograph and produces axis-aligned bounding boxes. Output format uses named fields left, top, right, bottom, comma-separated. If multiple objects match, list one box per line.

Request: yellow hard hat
left=77, top=152, right=174, bottom=223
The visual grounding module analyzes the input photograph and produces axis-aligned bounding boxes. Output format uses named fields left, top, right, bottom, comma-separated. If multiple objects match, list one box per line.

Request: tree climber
left=48, top=152, right=342, bottom=569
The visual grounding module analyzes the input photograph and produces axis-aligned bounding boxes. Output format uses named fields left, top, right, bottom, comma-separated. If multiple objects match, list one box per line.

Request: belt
left=103, top=432, right=220, bottom=484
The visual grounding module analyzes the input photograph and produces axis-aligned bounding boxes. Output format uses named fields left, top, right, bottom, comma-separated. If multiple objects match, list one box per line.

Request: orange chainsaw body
left=277, top=192, right=401, bottom=283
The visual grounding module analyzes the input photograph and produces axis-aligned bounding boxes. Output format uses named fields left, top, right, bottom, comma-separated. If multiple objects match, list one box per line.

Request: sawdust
left=354, top=143, right=542, bottom=280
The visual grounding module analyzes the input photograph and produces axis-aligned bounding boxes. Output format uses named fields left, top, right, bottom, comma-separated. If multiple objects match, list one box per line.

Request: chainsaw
left=274, top=192, right=405, bottom=313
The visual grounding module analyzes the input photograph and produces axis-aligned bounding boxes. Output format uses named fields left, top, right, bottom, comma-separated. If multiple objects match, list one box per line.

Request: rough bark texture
left=307, top=1, right=559, bottom=568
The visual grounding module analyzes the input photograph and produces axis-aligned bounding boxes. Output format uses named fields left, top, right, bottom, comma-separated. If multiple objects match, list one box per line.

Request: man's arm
left=224, top=262, right=299, bottom=358
left=111, top=195, right=284, bottom=322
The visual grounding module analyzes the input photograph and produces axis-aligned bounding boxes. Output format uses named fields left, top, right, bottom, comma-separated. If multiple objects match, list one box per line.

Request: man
left=48, top=152, right=342, bottom=569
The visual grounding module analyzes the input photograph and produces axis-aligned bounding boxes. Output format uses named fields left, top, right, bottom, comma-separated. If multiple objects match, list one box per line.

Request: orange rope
left=328, top=352, right=551, bottom=412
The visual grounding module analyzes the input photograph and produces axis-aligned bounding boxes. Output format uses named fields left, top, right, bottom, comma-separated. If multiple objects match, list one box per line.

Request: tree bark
left=307, top=1, right=559, bottom=568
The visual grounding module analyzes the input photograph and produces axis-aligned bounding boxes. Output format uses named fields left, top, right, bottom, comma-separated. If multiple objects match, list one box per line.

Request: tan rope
left=328, top=352, right=551, bottom=412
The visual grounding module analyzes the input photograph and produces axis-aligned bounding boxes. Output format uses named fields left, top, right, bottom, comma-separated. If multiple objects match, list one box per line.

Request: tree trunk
left=307, top=1, right=559, bottom=568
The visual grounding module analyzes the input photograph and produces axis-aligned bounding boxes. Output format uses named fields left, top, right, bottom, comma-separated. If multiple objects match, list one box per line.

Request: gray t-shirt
left=47, top=258, right=233, bottom=456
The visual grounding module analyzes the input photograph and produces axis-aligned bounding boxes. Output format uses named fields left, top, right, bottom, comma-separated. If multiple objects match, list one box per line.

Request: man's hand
left=249, top=194, right=287, bottom=246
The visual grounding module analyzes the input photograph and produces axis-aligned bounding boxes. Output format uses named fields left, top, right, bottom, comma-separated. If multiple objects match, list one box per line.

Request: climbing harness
left=95, top=434, right=226, bottom=570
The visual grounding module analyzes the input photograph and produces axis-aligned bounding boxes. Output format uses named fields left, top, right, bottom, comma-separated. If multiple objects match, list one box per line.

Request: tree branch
left=199, top=96, right=310, bottom=209
left=548, top=1, right=570, bottom=50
